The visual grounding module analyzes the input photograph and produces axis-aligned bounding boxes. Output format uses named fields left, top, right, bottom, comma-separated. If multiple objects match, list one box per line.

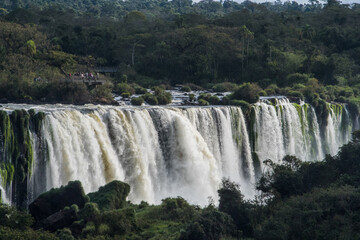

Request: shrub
left=221, top=96, right=230, bottom=105
left=29, top=181, right=87, bottom=222
left=208, top=95, right=220, bottom=105
left=87, top=181, right=130, bottom=211
left=156, top=92, right=172, bottom=105
left=189, top=93, right=195, bottom=102
left=287, top=90, right=304, bottom=100
left=115, top=83, right=135, bottom=95
left=285, top=73, right=310, bottom=86
left=56, top=228, right=74, bottom=240
left=185, top=83, right=203, bottom=91
left=181, top=86, right=191, bottom=92
left=142, top=93, right=158, bottom=105
left=265, top=84, right=280, bottom=95
left=198, top=99, right=209, bottom=106
left=138, top=201, right=149, bottom=209
left=131, top=97, right=144, bottom=106
left=218, top=179, right=253, bottom=237
left=82, top=221, right=96, bottom=236
left=121, top=92, right=131, bottom=98
left=98, top=223, right=110, bottom=235
left=179, top=206, right=236, bottom=240
left=258, top=90, right=267, bottom=96
left=212, top=82, right=238, bottom=92
left=0, top=226, right=58, bottom=240
left=0, top=204, right=34, bottom=230
left=135, top=87, right=147, bottom=94
left=78, top=203, right=100, bottom=222
left=100, top=208, right=137, bottom=236
left=159, top=197, right=196, bottom=221
left=91, top=82, right=114, bottom=101
left=198, top=93, right=211, bottom=102
left=232, top=83, right=262, bottom=103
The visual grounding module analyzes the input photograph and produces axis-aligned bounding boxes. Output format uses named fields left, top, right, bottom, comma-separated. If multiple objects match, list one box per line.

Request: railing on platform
left=62, top=76, right=106, bottom=85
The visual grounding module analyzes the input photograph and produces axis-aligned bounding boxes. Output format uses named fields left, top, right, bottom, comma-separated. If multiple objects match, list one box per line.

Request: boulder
left=36, top=208, right=77, bottom=232
left=29, top=181, right=87, bottom=222
left=87, top=180, right=130, bottom=211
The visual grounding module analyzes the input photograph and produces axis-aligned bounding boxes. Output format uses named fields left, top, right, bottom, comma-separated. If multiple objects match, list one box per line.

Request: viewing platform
left=61, top=75, right=106, bottom=86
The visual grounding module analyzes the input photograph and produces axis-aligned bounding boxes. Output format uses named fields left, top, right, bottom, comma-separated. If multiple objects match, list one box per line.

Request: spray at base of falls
left=0, top=98, right=357, bottom=206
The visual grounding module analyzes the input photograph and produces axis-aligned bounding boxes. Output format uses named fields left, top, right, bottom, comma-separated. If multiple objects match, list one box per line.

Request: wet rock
left=36, top=208, right=77, bottom=232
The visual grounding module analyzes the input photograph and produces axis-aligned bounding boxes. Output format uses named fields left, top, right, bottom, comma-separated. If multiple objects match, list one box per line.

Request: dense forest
left=0, top=0, right=360, bottom=109
left=2, top=130, right=360, bottom=240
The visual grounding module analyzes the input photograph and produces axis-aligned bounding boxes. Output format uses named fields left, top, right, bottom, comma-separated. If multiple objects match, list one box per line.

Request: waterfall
left=26, top=106, right=256, bottom=205
left=254, top=98, right=327, bottom=166
left=0, top=99, right=356, bottom=206
left=324, top=104, right=352, bottom=156
left=0, top=180, right=9, bottom=204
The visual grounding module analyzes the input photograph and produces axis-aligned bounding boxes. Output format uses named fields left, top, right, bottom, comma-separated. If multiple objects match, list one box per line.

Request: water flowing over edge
left=0, top=98, right=357, bottom=206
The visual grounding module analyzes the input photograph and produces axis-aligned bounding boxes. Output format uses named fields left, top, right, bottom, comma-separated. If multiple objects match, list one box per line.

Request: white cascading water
left=0, top=99, right=357, bottom=206
left=253, top=98, right=325, bottom=167
left=324, top=105, right=351, bottom=156
left=0, top=179, right=9, bottom=204
left=181, top=107, right=254, bottom=197
left=24, top=106, right=255, bottom=205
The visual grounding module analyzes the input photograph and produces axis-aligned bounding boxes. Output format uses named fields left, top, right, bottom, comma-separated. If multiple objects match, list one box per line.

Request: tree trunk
left=131, top=42, right=136, bottom=66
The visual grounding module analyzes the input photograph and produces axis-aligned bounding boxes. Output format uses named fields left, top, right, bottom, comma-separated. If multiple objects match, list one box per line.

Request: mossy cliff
left=0, top=109, right=46, bottom=207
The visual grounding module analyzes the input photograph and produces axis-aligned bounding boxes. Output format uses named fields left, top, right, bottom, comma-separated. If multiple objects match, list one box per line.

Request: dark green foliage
left=218, top=179, right=253, bottom=237
left=78, top=203, right=101, bottom=222
left=256, top=186, right=360, bottom=240
left=160, top=197, right=196, bottom=221
left=0, top=0, right=359, bottom=107
left=285, top=73, right=310, bottom=86
left=212, top=82, right=238, bottom=92
left=153, top=88, right=172, bottom=105
left=188, top=93, right=195, bottom=102
left=121, top=92, right=131, bottom=98
left=0, top=204, right=33, bottom=230
left=0, top=226, right=58, bottom=240
left=286, top=90, right=304, bottom=100
left=181, top=86, right=191, bottom=92
left=29, top=181, right=87, bottom=222
left=130, top=97, right=144, bottom=106
left=231, top=83, right=262, bottom=103
left=98, top=208, right=137, bottom=236
left=179, top=206, right=236, bottom=240
left=31, top=112, right=45, bottom=135
left=208, top=95, right=220, bottom=105
left=56, top=228, right=74, bottom=240
left=229, top=99, right=250, bottom=110
left=142, top=93, right=158, bottom=105
left=87, top=180, right=130, bottom=211
left=0, top=204, right=58, bottom=239
left=198, top=99, right=209, bottom=106
left=115, top=83, right=135, bottom=96
left=352, top=130, right=360, bottom=143
left=257, top=156, right=306, bottom=199
left=134, top=87, right=147, bottom=94
left=198, top=93, right=211, bottom=102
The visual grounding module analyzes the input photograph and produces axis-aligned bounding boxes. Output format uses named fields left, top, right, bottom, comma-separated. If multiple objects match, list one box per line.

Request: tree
left=239, top=25, right=254, bottom=74
left=218, top=179, right=253, bottom=237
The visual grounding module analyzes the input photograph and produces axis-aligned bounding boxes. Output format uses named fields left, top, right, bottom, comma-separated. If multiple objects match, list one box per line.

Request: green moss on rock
left=29, top=181, right=87, bottom=222
left=87, top=180, right=130, bottom=211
